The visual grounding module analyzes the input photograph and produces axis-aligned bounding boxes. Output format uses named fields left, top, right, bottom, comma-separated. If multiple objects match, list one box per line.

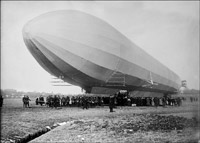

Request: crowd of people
left=190, top=97, right=198, bottom=102
left=36, top=96, right=45, bottom=106
left=118, top=96, right=183, bottom=107
left=111, top=93, right=183, bottom=108
left=34, top=93, right=183, bottom=109
left=45, top=95, right=104, bottom=109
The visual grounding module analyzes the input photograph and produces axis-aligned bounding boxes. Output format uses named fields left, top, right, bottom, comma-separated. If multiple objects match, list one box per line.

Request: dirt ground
left=1, top=98, right=199, bottom=143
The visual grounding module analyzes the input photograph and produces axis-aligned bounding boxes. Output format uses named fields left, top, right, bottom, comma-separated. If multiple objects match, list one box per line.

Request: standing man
left=82, top=96, right=89, bottom=109
left=109, top=94, right=115, bottom=112
left=26, top=95, right=31, bottom=108
left=22, top=95, right=26, bottom=108
left=36, top=98, right=39, bottom=105
left=0, top=94, right=3, bottom=107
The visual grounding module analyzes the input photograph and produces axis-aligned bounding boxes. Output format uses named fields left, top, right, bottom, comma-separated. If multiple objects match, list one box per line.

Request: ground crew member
left=22, top=95, right=26, bottom=107
left=82, top=96, right=88, bottom=109
left=36, top=98, right=39, bottom=105
left=0, top=94, right=3, bottom=107
left=109, top=94, right=115, bottom=112
left=26, top=96, right=31, bottom=107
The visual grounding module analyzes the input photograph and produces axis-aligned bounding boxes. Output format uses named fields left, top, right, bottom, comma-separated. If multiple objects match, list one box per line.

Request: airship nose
left=22, top=19, right=38, bottom=40
left=22, top=18, right=45, bottom=50
left=22, top=21, right=38, bottom=54
left=22, top=17, right=46, bottom=54
left=23, top=20, right=34, bottom=47
left=22, top=22, right=30, bottom=39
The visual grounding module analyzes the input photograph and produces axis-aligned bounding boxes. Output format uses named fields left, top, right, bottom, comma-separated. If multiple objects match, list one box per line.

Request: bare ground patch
left=1, top=99, right=199, bottom=143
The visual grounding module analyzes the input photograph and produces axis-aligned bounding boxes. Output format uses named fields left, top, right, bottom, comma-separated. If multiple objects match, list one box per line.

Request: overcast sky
left=1, top=1, right=199, bottom=94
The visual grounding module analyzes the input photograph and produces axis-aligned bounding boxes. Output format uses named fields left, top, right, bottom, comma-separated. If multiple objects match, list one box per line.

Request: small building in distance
left=179, top=80, right=189, bottom=94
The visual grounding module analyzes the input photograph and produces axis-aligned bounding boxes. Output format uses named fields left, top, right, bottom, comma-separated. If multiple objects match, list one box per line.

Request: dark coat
left=109, top=96, right=115, bottom=108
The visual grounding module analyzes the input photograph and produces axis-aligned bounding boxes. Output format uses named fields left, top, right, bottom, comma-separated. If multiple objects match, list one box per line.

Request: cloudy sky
left=1, top=1, right=199, bottom=94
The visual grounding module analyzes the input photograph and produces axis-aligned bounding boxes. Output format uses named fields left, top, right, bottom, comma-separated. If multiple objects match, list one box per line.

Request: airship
left=22, top=10, right=181, bottom=95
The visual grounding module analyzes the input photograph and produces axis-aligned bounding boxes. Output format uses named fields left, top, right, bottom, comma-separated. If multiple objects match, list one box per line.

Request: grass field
left=1, top=98, right=199, bottom=143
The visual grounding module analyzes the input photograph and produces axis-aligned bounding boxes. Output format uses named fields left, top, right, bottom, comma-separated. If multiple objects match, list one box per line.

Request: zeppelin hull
left=23, top=10, right=181, bottom=94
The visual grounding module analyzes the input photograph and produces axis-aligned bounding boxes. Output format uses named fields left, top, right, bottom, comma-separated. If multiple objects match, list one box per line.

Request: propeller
left=141, top=72, right=159, bottom=88
left=50, top=75, right=73, bottom=86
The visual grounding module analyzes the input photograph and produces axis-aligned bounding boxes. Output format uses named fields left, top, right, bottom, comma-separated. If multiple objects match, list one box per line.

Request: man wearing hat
left=109, top=94, right=115, bottom=112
